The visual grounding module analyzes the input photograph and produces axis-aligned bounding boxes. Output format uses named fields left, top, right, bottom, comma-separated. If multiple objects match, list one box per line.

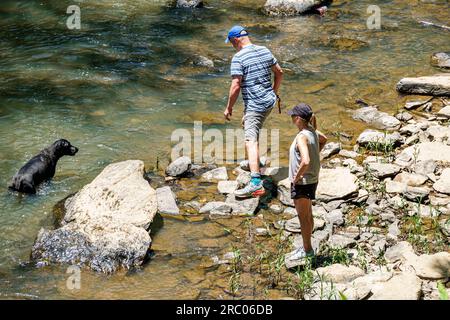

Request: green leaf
left=338, top=290, right=348, bottom=300
left=437, top=281, right=449, bottom=300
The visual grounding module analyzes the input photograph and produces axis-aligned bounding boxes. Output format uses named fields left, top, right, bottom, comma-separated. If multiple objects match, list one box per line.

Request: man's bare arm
left=224, top=76, right=242, bottom=121
left=271, top=63, right=283, bottom=95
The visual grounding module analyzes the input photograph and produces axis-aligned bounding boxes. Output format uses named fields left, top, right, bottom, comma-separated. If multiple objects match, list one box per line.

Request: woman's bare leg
left=294, top=197, right=314, bottom=252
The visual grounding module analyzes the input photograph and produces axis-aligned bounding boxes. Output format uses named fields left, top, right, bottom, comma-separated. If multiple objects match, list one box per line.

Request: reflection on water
left=0, top=0, right=448, bottom=299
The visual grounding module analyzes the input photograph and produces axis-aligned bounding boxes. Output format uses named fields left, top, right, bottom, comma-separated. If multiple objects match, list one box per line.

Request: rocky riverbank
left=151, top=86, right=449, bottom=299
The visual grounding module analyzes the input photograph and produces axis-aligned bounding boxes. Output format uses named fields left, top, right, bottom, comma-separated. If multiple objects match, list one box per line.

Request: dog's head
left=53, top=139, right=78, bottom=156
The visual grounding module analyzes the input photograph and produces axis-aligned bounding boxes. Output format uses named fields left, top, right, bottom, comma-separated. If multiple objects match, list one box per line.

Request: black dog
left=9, top=139, right=78, bottom=194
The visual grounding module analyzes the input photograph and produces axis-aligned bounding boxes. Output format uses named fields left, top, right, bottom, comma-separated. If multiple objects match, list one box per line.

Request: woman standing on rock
left=285, top=103, right=327, bottom=264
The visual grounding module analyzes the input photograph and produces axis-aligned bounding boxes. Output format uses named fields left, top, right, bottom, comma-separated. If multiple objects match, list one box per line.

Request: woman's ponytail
left=309, top=113, right=317, bottom=130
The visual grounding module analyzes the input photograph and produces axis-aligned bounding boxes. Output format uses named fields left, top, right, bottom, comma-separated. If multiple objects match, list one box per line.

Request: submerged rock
left=263, top=0, right=327, bottom=16
left=352, top=106, right=400, bottom=130
left=396, top=74, right=450, bottom=96
left=431, top=52, right=450, bottom=69
left=175, top=0, right=203, bottom=8
left=31, top=160, right=158, bottom=273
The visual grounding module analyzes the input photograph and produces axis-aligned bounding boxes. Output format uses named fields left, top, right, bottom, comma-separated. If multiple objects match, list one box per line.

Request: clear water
left=0, top=0, right=448, bottom=299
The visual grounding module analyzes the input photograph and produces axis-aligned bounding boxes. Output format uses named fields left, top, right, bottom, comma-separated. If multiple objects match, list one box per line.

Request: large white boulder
left=31, top=160, right=158, bottom=273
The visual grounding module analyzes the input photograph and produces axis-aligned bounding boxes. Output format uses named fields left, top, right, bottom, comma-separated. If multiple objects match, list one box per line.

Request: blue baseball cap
left=225, top=25, right=249, bottom=43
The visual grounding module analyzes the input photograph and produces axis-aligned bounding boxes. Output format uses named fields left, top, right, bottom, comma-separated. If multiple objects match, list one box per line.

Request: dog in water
left=9, top=139, right=79, bottom=194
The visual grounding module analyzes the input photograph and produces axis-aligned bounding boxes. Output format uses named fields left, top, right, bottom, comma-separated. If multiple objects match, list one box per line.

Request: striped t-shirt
left=230, top=44, right=278, bottom=113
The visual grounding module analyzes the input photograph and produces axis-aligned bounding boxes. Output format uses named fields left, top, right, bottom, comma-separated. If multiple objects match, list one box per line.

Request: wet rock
left=199, top=202, right=233, bottom=215
left=226, top=194, right=259, bottom=215
left=433, top=168, right=450, bottom=194
left=201, top=167, right=228, bottom=182
left=352, top=106, right=401, bottom=130
left=317, top=168, right=359, bottom=202
left=384, top=241, right=416, bottom=263
left=327, top=234, right=356, bottom=249
left=395, top=142, right=450, bottom=166
left=366, top=162, right=402, bottom=179
left=409, top=252, right=450, bottom=280
left=396, top=74, right=450, bottom=96
left=217, top=180, right=238, bottom=194
left=31, top=160, right=157, bottom=273
left=324, top=209, right=344, bottom=226
left=357, top=129, right=402, bottom=147
left=431, top=52, right=450, bottom=69
left=165, top=156, right=192, bottom=177
left=369, top=272, right=422, bottom=300
left=31, top=219, right=151, bottom=273
left=156, top=186, right=180, bottom=215
left=321, top=142, right=341, bottom=159
left=184, top=201, right=202, bottom=212
left=263, top=0, right=327, bottom=16
left=437, top=105, right=450, bottom=118
left=175, top=0, right=203, bottom=8
left=393, top=172, right=427, bottom=187
left=316, top=264, right=365, bottom=283
left=192, top=55, right=214, bottom=68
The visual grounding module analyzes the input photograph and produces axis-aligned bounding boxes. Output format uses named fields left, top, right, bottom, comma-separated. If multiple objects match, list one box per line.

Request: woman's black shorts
left=291, top=182, right=318, bottom=200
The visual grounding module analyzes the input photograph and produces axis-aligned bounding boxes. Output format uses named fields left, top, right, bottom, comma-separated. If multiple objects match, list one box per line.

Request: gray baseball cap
left=287, top=103, right=313, bottom=120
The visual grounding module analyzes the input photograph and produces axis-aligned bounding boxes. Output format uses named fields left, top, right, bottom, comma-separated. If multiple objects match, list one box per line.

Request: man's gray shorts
left=243, top=107, right=273, bottom=142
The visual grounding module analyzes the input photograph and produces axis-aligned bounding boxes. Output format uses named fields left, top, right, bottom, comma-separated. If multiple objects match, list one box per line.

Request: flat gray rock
left=357, top=129, right=402, bottom=147
left=156, top=186, right=180, bottom=215
left=317, top=168, right=359, bottom=201
left=396, top=74, right=450, bottom=96
left=201, top=167, right=228, bottom=182
left=353, top=106, right=400, bottom=130
left=367, top=162, right=402, bottom=179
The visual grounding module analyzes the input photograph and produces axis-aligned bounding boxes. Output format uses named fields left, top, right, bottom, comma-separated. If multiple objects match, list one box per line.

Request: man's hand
left=224, top=107, right=232, bottom=121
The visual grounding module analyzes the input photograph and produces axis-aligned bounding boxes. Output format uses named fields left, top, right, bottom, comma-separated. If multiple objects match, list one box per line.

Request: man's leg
left=246, top=140, right=260, bottom=173
left=294, top=197, right=314, bottom=253
left=234, top=111, right=267, bottom=197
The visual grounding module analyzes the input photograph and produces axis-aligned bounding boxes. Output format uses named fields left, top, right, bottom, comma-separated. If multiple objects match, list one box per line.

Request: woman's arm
left=316, top=129, right=328, bottom=152
left=293, top=135, right=310, bottom=184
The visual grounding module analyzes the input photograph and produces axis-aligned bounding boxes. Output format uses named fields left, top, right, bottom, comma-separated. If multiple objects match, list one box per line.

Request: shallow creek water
left=0, top=0, right=449, bottom=299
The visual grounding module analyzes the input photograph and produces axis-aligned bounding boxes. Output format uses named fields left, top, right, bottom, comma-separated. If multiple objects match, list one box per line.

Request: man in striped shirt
left=224, top=25, right=283, bottom=198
